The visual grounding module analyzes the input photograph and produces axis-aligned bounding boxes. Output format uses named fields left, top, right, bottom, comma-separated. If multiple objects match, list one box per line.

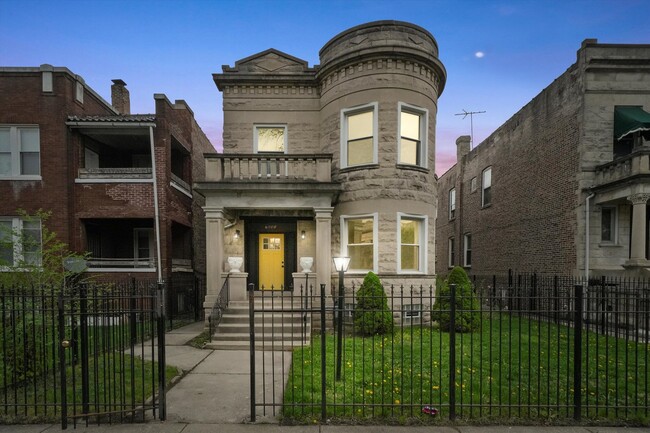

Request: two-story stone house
left=197, top=21, right=446, bottom=308
left=436, top=40, right=650, bottom=277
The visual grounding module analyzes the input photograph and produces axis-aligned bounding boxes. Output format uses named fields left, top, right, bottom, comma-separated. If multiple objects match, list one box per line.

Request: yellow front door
left=259, top=233, right=284, bottom=290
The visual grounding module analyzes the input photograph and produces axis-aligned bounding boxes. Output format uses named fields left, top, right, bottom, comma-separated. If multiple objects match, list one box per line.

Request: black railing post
left=249, top=282, right=256, bottom=422
left=157, top=281, right=167, bottom=421
left=58, top=293, right=68, bottom=430
left=79, top=284, right=90, bottom=419
left=320, top=283, right=327, bottom=421
left=574, top=283, right=583, bottom=421
left=449, top=283, right=456, bottom=421
left=336, top=270, right=345, bottom=381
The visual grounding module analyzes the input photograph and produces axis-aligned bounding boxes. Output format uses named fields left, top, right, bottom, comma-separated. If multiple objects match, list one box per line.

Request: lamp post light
left=332, top=256, right=350, bottom=381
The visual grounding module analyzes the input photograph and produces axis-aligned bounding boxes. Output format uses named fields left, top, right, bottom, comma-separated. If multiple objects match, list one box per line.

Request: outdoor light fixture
left=332, top=256, right=350, bottom=380
left=234, top=229, right=240, bottom=240
left=301, top=230, right=306, bottom=240
left=332, top=256, right=351, bottom=272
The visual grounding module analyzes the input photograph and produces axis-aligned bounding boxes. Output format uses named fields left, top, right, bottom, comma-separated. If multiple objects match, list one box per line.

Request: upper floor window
left=601, top=207, right=618, bottom=244
left=341, top=103, right=377, bottom=168
left=463, top=233, right=472, bottom=267
left=0, top=217, right=42, bottom=268
left=398, top=103, right=428, bottom=167
left=448, top=237, right=455, bottom=268
left=470, top=177, right=477, bottom=193
left=75, top=80, right=84, bottom=103
left=0, top=126, right=41, bottom=179
left=341, top=214, right=376, bottom=272
left=398, top=214, right=426, bottom=273
left=254, top=125, right=286, bottom=153
left=482, top=167, right=492, bottom=207
left=449, top=188, right=456, bottom=219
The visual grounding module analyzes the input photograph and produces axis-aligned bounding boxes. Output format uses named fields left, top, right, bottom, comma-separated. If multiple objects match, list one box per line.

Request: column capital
left=627, top=193, right=650, bottom=206
left=204, top=207, right=226, bottom=220
left=314, top=207, right=334, bottom=218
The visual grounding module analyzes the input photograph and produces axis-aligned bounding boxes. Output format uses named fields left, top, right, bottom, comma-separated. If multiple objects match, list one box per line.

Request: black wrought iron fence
left=250, top=274, right=650, bottom=425
left=1, top=280, right=168, bottom=428
left=167, top=272, right=206, bottom=330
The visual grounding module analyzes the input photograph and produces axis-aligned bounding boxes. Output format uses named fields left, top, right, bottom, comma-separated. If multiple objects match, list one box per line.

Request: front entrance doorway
left=259, top=233, right=284, bottom=289
left=244, top=218, right=298, bottom=291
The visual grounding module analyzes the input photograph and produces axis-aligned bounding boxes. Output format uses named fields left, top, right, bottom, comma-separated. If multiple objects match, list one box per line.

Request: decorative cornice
left=221, top=84, right=318, bottom=96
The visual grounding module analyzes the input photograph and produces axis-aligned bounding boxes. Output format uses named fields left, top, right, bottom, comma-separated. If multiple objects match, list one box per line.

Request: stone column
left=627, top=193, right=650, bottom=266
left=204, top=209, right=225, bottom=319
left=314, top=207, right=333, bottom=291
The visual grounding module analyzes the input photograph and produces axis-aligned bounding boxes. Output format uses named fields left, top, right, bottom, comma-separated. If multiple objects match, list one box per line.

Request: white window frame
left=397, top=102, right=428, bottom=168
left=449, top=188, right=456, bottom=220
left=482, top=167, right=492, bottom=207
left=0, top=217, right=42, bottom=270
left=340, top=213, right=378, bottom=274
left=0, top=125, right=41, bottom=180
left=402, top=303, right=422, bottom=325
left=340, top=102, right=378, bottom=168
left=133, top=228, right=155, bottom=267
left=448, top=237, right=455, bottom=268
left=600, top=206, right=618, bottom=244
left=463, top=233, right=472, bottom=268
left=397, top=213, right=427, bottom=274
left=253, top=125, right=288, bottom=154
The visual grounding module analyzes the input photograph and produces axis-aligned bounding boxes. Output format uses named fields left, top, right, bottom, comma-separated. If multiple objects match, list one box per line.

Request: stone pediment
left=225, top=49, right=311, bottom=74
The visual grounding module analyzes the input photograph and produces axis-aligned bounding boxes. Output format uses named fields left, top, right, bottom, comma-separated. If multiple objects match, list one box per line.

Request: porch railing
left=87, top=257, right=155, bottom=269
left=205, top=153, right=332, bottom=182
left=77, top=167, right=153, bottom=179
left=594, top=148, right=650, bottom=186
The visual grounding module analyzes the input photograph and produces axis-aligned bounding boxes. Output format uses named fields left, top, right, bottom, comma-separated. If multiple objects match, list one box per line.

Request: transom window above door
left=254, top=125, right=287, bottom=153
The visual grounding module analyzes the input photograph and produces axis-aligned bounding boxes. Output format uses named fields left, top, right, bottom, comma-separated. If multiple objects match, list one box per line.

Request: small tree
left=0, top=209, right=87, bottom=288
left=432, top=266, right=481, bottom=332
left=354, top=272, right=393, bottom=336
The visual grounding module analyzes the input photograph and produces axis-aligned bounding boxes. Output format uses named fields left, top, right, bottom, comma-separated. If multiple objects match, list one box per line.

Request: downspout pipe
left=150, top=126, right=163, bottom=282
left=585, top=190, right=595, bottom=282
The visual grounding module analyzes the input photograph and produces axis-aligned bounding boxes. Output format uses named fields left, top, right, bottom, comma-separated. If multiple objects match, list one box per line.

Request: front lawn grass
left=283, top=313, right=649, bottom=424
left=1, top=351, right=178, bottom=424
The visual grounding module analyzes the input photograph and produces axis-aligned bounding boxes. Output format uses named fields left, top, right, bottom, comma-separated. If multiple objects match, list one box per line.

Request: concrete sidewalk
left=2, top=323, right=648, bottom=432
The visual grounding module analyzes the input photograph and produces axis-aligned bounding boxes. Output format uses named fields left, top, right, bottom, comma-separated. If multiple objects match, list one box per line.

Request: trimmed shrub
left=432, top=266, right=481, bottom=332
left=354, top=272, right=394, bottom=336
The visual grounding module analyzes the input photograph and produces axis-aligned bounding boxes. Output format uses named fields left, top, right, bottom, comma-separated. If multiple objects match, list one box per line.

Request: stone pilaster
left=314, top=207, right=333, bottom=291
left=205, top=208, right=226, bottom=297
left=626, top=193, right=650, bottom=267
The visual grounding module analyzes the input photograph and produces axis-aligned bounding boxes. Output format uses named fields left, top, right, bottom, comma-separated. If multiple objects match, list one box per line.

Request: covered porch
left=195, top=153, right=340, bottom=320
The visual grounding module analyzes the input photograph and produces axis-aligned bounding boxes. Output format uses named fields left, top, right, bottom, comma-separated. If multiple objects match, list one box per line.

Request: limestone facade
left=436, top=40, right=650, bottom=277
left=197, top=21, right=446, bottom=307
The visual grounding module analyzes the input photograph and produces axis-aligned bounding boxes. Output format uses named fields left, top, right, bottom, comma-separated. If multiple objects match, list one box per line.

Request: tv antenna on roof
left=455, top=109, right=486, bottom=148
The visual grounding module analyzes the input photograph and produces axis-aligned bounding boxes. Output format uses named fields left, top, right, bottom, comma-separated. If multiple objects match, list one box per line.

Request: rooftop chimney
left=456, top=135, right=471, bottom=162
left=111, top=79, right=130, bottom=114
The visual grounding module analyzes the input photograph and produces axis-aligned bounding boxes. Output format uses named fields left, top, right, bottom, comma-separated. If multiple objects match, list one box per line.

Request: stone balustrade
left=594, top=149, right=650, bottom=187
left=205, top=153, right=332, bottom=182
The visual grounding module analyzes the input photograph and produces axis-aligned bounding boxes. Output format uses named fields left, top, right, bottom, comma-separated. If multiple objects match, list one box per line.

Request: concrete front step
left=204, top=340, right=309, bottom=351
left=216, top=323, right=310, bottom=333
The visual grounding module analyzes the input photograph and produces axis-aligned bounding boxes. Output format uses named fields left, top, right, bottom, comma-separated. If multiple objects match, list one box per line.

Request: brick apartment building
left=0, top=65, right=213, bottom=283
left=436, top=40, right=650, bottom=278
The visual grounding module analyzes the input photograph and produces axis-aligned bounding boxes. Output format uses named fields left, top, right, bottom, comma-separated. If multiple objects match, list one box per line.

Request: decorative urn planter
left=228, top=256, right=243, bottom=273
left=300, top=257, right=314, bottom=273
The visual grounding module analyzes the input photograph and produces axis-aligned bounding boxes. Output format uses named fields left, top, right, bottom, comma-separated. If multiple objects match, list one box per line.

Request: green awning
left=614, top=106, right=650, bottom=140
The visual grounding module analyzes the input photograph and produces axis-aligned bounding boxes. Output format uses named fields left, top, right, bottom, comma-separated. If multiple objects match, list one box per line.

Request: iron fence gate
left=57, top=282, right=167, bottom=429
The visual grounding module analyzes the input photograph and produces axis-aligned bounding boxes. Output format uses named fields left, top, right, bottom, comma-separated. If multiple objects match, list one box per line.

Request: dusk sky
left=2, top=0, right=649, bottom=175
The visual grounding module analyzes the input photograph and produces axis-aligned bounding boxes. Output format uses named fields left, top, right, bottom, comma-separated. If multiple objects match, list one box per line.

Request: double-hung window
left=398, top=103, right=428, bottom=167
left=463, top=233, right=472, bottom=267
left=482, top=167, right=492, bottom=207
left=341, top=103, right=377, bottom=168
left=449, top=188, right=456, bottom=219
left=341, top=215, right=376, bottom=272
left=398, top=214, right=427, bottom=273
left=448, top=237, right=455, bottom=268
left=0, top=126, right=41, bottom=179
left=0, top=217, right=42, bottom=268
left=601, top=207, right=618, bottom=244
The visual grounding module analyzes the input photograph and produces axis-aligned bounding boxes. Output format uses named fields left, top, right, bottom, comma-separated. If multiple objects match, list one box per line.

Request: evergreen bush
left=432, top=266, right=481, bottom=332
left=354, top=272, right=394, bottom=336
